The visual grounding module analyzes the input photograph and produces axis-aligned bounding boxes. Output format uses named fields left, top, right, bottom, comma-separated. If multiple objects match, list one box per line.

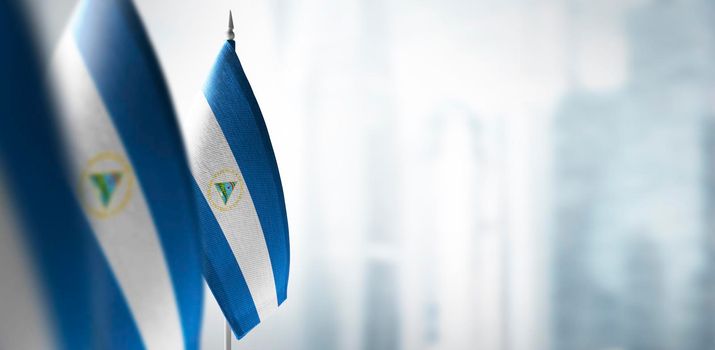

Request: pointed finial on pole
left=227, top=11, right=235, bottom=41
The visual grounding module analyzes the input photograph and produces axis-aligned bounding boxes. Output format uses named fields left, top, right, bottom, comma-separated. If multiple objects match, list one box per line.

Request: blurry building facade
left=551, top=1, right=715, bottom=349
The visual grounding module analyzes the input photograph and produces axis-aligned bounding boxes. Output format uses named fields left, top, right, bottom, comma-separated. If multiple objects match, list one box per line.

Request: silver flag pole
left=223, top=13, right=235, bottom=350
left=224, top=320, right=232, bottom=350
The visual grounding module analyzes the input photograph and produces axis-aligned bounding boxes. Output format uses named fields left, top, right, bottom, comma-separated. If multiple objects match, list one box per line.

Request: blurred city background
left=22, top=0, right=715, bottom=349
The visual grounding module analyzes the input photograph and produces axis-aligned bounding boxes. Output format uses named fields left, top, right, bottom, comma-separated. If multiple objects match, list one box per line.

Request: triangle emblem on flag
left=215, top=181, right=237, bottom=205
left=90, top=172, right=123, bottom=208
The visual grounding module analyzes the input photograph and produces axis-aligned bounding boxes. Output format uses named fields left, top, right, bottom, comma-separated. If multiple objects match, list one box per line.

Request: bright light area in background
left=25, top=0, right=715, bottom=349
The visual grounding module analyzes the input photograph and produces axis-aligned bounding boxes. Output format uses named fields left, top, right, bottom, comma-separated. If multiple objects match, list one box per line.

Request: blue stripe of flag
left=223, top=41, right=289, bottom=239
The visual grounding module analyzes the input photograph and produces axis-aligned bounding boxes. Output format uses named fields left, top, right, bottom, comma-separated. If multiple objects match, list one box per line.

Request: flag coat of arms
left=183, top=23, right=290, bottom=339
left=50, top=0, right=203, bottom=348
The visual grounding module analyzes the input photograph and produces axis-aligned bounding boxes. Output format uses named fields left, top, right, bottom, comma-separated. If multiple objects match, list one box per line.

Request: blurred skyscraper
left=551, top=1, right=715, bottom=349
left=360, top=0, right=401, bottom=349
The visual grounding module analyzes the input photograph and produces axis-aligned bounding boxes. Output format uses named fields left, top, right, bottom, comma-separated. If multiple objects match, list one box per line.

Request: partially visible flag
left=183, top=14, right=290, bottom=339
left=50, top=0, right=203, bottom=348
left=0, top=2, right=138, bottom=349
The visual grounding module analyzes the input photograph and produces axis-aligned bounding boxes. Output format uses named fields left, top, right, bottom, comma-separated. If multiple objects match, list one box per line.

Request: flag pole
left=227, top=10, right=235, bottom=41
left=224, top=320, right=232, bottom=350
left=223, top=11, right=235, bottom=350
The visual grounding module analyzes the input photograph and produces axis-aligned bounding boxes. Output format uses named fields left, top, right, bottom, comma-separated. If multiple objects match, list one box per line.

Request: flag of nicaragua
left=50, top=0, right=203, bottom=349
left=183, top=22, right=290, bottom=339
left=0, top=2, right=100, bottom=348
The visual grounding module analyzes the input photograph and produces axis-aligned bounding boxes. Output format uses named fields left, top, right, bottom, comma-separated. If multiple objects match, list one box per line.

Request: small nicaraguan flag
left=50, top=0, right=203, bottom=349
left=183, top=13, right=290, bottom=339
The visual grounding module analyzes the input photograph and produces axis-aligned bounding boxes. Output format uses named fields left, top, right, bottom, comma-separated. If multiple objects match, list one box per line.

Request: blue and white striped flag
left=50, top=0, right=203, bottom=348
left=0, top=2, right=167, bottom=348
left=0, top=2, right=94, bottom=348
left=183, top=31, right=290, bottom=338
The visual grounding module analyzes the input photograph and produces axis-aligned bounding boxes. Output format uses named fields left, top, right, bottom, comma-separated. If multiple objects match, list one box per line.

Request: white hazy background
left=25, top=0, right=715, bottom=349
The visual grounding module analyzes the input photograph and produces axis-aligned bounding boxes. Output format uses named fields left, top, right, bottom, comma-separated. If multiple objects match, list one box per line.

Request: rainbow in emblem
left=215, top=181, right=237, bottom=205
left=90, top=172, right=123, bottom=208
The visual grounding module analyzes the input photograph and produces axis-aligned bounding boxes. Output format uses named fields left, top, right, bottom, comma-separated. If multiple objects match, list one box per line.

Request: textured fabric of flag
left=183, top=39, right=290, bottom=339
left=0, top=2, right=148, bottom=349
left=49, top=0, right=203, bottom=349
